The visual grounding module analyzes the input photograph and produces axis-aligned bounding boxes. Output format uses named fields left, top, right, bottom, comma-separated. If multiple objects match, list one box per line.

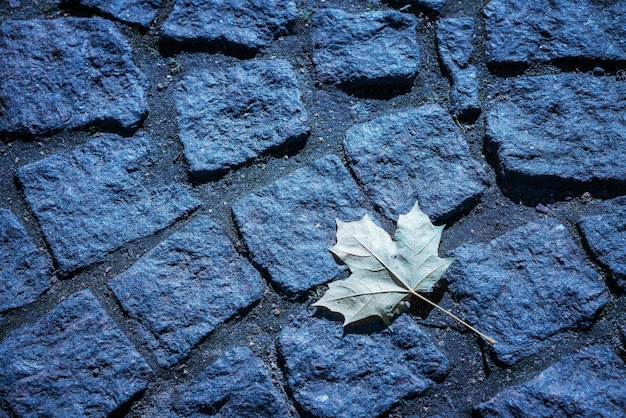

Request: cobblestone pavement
left=1, top=0, right=626, bottom=417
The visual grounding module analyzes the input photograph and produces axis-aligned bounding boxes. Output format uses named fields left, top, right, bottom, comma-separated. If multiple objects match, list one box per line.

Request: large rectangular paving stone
left=16, top=134, right=200, bottom=277
left=445, top=219, right=607, bottom=366
left=483, top=0, right=626, bottom=67
left=312, top=8, right=420, bottom=89
left=578, top=196, right=626, bottom=292
left=232, top=155, right=368, bottom=299
left=161, top=0, right=298, bottom=53
left=278, top=312, right=449, bottom=418
left=109, top=216, right=264, bottom=367
left=175, top=59, right=310, bottom=178
left=476, top=345, right=626, bottom=417
left=0, top=289, right=153, bottom=417
left=0, top=209, right=52, bottom=314
left=344, top=104, right=487, bottom=222
left=0, top=18, right=148, bottom=136
left=486, top=74, right=626, bottom=202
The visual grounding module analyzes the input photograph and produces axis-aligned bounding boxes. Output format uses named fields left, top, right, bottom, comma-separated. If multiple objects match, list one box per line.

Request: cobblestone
left=344, top=104, right=487, bottom=222
left=232, top=155, right=368, bottom=299
left=278, top=311, right=448, bottom=418
left=0, top=209, right=51, bottom=314
left=312, top=8, right=420, bottom=90
left=445, top=219, right=607, bottom=366
left=484, top=0, right=626, bottom=67
left=175, top=59, right=309, bottom=178
left=0, top=18, right=147, bottom=137
left=0, top=290, right=153, bottom=417
left=161, top=0, right=298, bottom=54
left=16, top=134, right=199, bottom=277
left=109, top=216, right=264, bottom=367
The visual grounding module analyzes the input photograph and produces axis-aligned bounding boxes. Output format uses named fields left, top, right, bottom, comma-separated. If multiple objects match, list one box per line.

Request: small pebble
left=535, top=203, right=550, bottom=214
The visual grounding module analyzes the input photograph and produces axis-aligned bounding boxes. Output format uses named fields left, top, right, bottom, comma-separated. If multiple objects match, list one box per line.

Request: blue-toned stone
left=16, top=134, right=199, bottom=277
left=476, top=345, right=626, bottom=417
left=436, top=18, right=474, bottom=72
left=278, top=311, right=449, bottom=418
left=0, top=289, right=153, bottom=417
left=171, top=347, right=290, bottom=417
left=175, top=59, right=309, bottom=178
left=312, top=9, right=420, bottom=88
left=450, top=67, right=480, bottom=120
left=436, top=18, right=480, bottom=120
left=232, top=155, right=368, bottom=299
left=60, top=0, right=160, bottom=27
left=486, top=74, right=626, bottom=202
left=161, top=0, right=298, bottom=53
left=0, top=209, right=52, bottom=313
left=578, top=196, right=626, bottom=292
left=445, top=219, right=607, bottom=366
left=344, top=104, right=487, bottom=222
left=0, top=18, right=147, bottom=136
left=483, top=0, right=626, bottom=67
left=109, top=216, right=264, bottom=367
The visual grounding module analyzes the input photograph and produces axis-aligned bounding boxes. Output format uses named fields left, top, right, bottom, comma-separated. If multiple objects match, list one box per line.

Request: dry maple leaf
left=314, top=201, right=495, bottom=344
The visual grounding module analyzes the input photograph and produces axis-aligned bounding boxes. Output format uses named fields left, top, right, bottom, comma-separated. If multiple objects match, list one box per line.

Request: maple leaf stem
left=408, top=289, right=496, bottom=345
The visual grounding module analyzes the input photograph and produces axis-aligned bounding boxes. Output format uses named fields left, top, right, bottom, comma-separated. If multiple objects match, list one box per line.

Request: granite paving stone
left=483, top=0, right=626, bottom=67
left=436, top=18, right=480, bottom=119
left=344, top=104, right=488, bottom=222
left=161, top=0, right=298, bottom=54
left=232, top=154, right=368, bottom=299
left=16, top=133, right=200, bottom=277
left=60, top=0, right=160, bottom=27
left=175, top=59, right=310, bottom=178
left=170, top=347, right=291, bottom=417
left=312, top=8, right=420, bottom=89
left=486, top=74, right=626, bottom=202
left=0, top=18, right=148, bottom=137
left=475, top=344, right=626, bottom=417
left=0, top=289, right=153, bottom=417
left=109, top=216, right=264, bottom=367
left=578, top=196, right=626, bottom=292
left=278, top=311, right=449, bottom=418
left=0, top=208, right=52, bottom=314
left=445, top=219, right=607, bottom=366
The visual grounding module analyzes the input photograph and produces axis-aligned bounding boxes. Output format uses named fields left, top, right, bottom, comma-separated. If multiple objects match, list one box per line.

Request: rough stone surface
left=0, top=18, right=148, bottom=136
left=436, top=18, right=480, bottom=119
left=171, top=347, right=291, bottom=417
left=486, top=74, right=626, bottom=202
left=278, top=311, right=449, bottom=418
left=475, top=344, right=626, bottom=417
left=450, top=67, right=480, bottom=119
left=161, top=0, right=298, bottom=53
left=483, top=0, right=626, bottom=67
left=0, top=289, right=153, bottom=417
left=232, top=155, right=368, bottom=298
left=578, top=196, right=626, bottom=292
left=16, top=134, right=200, bottom=277
left=436, top=17, right=474, bottom=72
left=344, top=104, right=488, bottom=222
left=109, top=216, right=264, bottom=367
left=312, top=8, right=420, bottom=88
left=175, top=60, right=310, bottom=177
left=0, top=209, right=52, bottom=314
left=60, top=0, right=160, bottom=27
left=445, top=219, right=607, bottom=366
